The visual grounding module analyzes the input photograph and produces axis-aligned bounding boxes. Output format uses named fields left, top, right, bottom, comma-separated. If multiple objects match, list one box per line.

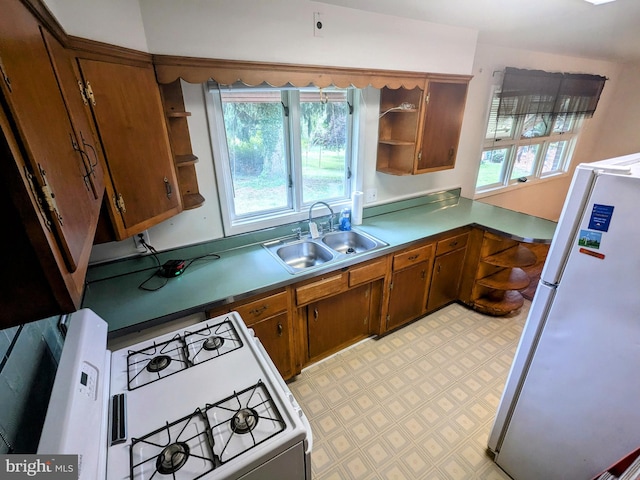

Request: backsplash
left=0, top=316, right=64, bottom=454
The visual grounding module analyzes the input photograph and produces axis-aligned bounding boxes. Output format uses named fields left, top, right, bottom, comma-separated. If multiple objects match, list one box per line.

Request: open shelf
left=473, top=290, right=524, bottom=316
left=476, top=267, right=530, bottom=290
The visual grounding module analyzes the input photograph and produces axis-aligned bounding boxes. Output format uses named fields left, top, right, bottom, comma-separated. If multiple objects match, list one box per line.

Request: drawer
left=234, top=291, right=289, bottom=326
left=295, top=273, right=346, bottom=306
left=393, top=243, right=434, bottom=271
left=435, top=232, right=469, bottom=256
left=349, top=257, right=388, bottom=287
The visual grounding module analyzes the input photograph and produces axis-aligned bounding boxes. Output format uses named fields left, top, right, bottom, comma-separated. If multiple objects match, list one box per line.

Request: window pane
left=220, top=90, right=287, bottom=216
left=521, top=114, right=551, bottom=138
left=511, top=144, right=540, bottom=180
left=300, top=90, right=348, bottom=204
left=477, top=148, right=508, bottom=188
left=542, top=141, right=569, bottom=174
left=552, top=115, right=577, bottom=134
left=486, top=93, right=516, bottom=140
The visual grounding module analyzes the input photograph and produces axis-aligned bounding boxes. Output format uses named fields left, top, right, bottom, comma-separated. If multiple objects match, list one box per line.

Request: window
left=207, top=83, right=356, bottom=235
left=476, top=68, right=605, bottom=194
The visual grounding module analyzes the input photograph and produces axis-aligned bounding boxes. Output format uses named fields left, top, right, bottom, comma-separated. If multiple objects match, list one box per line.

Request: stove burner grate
left=130, top=408, right=219, bottom=480
left=126, top=317, right=242, bottom=391
left=205, top=380, right=286, bottom=464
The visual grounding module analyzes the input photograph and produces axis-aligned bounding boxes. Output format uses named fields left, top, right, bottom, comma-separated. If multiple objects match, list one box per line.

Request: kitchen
left=2, top=0, right=640, bottom=479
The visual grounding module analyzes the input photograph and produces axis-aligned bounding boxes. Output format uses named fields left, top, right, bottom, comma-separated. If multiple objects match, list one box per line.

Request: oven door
left=251, top=333, right=312, bottom=479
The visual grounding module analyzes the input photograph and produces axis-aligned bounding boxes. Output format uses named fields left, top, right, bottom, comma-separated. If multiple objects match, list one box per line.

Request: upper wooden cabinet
left=0, top=0, right=103, bottom=326
left=376, top=75, right=470, bottom=175
left=75, top=57, right=182, bottom=239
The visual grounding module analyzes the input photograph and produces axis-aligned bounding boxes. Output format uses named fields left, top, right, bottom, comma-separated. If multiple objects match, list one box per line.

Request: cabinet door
left=416, top=79, right=468, bottom=173
left=250, top=311, right=293, bottom=379
left=40, top=28, right=105, bottom=202
left=387, top=260, right=430, bottom=331
left=76, top=58, right=181, bottom=237
left=307, top=283, right=371, bottom=361
left=0, top=0, right=101, bottom=272
left=427, top=248, right=467, bottom=312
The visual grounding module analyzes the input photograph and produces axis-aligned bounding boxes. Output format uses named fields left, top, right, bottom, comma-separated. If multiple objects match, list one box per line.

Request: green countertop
left=82, top=194, right=556, bottom=337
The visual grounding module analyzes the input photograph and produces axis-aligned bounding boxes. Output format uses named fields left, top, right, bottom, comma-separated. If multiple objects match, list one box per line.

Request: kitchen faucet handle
left=292, top=227, right=302, bottom=239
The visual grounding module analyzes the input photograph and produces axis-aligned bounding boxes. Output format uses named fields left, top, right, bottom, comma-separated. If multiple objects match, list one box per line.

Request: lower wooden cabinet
left=427, top=231, right=469, bottom=312
left=248, top=311, right=292, bottom=379
left=386, top=242, right=434, bottom=331
left=306, top=283, right=371, bottom=362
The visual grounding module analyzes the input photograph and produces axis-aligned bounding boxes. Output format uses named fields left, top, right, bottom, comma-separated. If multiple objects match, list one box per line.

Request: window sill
left=474, top=172, right=569, bottom=200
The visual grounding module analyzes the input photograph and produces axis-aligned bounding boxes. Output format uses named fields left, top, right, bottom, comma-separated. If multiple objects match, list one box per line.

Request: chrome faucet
left=308, top=201, right=335, bottom=232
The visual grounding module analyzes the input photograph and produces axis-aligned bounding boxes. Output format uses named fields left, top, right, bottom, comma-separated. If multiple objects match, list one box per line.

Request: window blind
left=497, top=67, right=606, bottom=119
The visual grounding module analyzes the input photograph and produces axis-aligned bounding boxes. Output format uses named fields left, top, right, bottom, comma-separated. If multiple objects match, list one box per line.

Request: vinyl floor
left=288, top=301, right=530, bottom=480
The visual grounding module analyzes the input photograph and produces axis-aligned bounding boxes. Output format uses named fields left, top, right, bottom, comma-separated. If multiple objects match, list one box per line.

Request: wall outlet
left=313, top=12, right=323, bottom=37
left=133, top=230, right=151, bottom=253
left=365, top=188, right=378, bottom=203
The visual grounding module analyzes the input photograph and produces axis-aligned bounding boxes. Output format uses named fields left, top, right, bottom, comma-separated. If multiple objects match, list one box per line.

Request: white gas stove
left=37, top=309, right=312, bottom=480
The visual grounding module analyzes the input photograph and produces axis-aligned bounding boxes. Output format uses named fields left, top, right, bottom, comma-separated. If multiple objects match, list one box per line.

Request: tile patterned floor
left=288, top=301, right=530, bottom=480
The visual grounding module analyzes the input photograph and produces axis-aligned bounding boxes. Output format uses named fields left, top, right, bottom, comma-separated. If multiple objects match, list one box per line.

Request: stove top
left=130, top=381, right=285, bottom=480
left=126, top=319, right=243, bottom=390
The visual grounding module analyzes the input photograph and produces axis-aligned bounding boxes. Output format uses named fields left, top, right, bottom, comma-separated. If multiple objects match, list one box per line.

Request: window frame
left=475, top=86, right=583, bottom=195
left=205, top=83, right=358, bottom=236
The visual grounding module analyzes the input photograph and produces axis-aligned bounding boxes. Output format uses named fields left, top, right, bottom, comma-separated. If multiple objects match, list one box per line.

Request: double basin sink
left=263, top=229, right=388, bottom=274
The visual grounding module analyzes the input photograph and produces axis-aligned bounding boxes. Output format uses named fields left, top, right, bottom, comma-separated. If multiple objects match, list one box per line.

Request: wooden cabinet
left=427, top=231, right=469, bottom=312
left=294, top=257, right=387, bottom=366
left=376, top=75, right=470, bottom=175
left=306, top=283, right=372, bottom=362
left=386, top=243, right=434, bottom=331
left=0, top=0, right=103, bottom=326
left=206, top=289, right=295, bottom=379
left=470, top=232, right=538, bottom=316
left=75, top=56, right=182, bottom=240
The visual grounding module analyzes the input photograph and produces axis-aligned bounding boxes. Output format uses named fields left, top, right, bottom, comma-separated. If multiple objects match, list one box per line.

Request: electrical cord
left=379, top=102, right=416, bottom=118
left=137, top=234, right=221, bottom=292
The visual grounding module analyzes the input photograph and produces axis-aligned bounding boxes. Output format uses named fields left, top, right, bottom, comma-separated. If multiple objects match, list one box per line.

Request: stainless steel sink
left=263, top=228, right=387, bottom=274
left=275, top=241, right=335, bottom=271
left=322, top=230, right=378, bottom=254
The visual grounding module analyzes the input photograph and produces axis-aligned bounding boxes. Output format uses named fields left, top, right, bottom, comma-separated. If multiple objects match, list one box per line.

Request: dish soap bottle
left=339, top=207, right=351, bottom=231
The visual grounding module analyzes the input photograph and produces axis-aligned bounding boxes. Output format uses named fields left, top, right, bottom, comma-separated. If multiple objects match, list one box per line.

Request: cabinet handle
left=408, top=254, right=419, bottom=261
left=277, top=323, right=283, bottom=337
left=449, top=147, right=455, bottom=159
left=437, top=264, right=441, bottom=274
left=249, top=305, right=268, bottom=316
left=449, top=240, right=458, bottom=247
left=313, top=308, right=318, bottom=321
left=164, top=177, right=172, bottom=198
left=421, top=269, right=426, bottom=279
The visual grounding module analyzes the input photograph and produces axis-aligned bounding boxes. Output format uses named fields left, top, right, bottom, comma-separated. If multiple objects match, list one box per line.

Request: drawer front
left=435, top=232, right=469, bottom=256
left=234, top=291, right=289, bottom=326
left=295, top=274, right=346, bottom=306
left=349, top=257, right=388, bottom=287
left=393, top=243, right=434, bottom=271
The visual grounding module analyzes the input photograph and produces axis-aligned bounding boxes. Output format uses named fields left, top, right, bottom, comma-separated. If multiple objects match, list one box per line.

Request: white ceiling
left=317, top=0, right=640, bottom=63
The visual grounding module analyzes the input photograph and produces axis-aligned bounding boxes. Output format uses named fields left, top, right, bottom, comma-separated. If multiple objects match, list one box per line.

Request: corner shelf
left=471, top=233, right=538, bottom=316
left=159, top=80, right=205, bottom=211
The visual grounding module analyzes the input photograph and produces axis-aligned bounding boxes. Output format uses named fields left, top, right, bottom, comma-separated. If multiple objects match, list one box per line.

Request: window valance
left=152, top=54, right=432, bottom=89
left=498, top=67, right=606, bottom=119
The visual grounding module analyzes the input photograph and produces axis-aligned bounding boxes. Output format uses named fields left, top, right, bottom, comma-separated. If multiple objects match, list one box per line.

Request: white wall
left=138, top=0, right=477, bottom=74
left=42, top=0, right=149, bottom=51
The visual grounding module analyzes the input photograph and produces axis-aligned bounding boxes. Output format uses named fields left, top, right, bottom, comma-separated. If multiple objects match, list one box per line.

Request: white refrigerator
left=488, top=152, right=640, bottom=480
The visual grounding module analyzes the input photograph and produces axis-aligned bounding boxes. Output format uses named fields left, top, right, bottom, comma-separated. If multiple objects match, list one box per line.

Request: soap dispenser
left=339, top=207, right=352, bottom=231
